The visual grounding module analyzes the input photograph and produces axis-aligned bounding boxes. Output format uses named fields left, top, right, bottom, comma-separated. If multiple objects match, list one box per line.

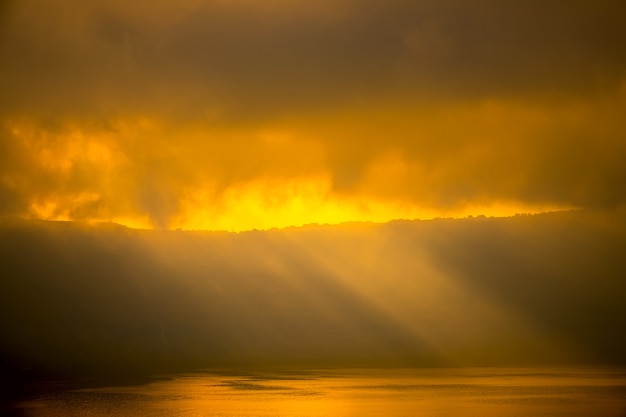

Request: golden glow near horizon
left=13, top=114, right=571, bottom=232
left=3, top=100, right=609, bottom=231
left=24, top=175, right=567, bottom=232
left=164, top=175, right=569, bottom=231
left=1, top=0, right=625, bottom=231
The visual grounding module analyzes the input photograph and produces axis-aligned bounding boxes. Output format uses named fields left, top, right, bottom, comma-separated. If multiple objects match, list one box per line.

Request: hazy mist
left=1, top=209, right=625, bottom=384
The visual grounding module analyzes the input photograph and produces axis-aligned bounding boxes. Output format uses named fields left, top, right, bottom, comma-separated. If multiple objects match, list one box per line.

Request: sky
left=1, top=0, right=626, bottom=230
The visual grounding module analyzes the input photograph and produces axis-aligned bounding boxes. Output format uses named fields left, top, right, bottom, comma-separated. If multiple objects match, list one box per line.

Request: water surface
left=18, top=368, right=626, bottom=417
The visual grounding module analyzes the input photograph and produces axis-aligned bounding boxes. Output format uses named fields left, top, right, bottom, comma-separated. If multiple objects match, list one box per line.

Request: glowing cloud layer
left=1, top=0, right=625, bottom=229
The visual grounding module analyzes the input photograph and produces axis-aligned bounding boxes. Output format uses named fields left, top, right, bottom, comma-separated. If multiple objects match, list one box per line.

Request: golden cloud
left=1, top=0, right=625, bottom=230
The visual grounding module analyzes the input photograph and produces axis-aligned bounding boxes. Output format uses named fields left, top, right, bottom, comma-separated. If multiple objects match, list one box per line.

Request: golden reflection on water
left=20, top=368, right=626, bottom=417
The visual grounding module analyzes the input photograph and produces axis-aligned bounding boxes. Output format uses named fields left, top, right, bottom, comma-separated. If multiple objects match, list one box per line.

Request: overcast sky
left=1, top=0, right=625, bottom=230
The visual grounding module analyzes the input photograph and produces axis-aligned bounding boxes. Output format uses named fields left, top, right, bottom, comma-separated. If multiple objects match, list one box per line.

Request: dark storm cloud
left=2, top=0, right=625, bottom=115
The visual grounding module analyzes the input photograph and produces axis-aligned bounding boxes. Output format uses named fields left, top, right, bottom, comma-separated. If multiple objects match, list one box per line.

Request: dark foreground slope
left=1, top=209, right=625, bottom=386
